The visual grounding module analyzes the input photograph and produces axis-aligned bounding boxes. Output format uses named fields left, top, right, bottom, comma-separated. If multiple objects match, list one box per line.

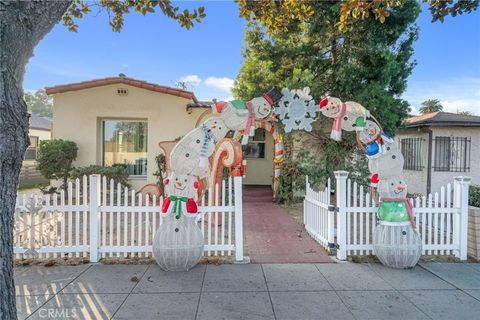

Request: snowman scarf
left=199, top=124, right=218, bottom=168
left=330, top=103, right=347, bottom=141
left=241, top=101, right=256, bottom=145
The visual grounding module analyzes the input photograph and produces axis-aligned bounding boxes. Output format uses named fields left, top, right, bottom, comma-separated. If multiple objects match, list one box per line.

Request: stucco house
left=46, top=75, right=275, bottom=189
left=396, top=112, right=480, bottom=195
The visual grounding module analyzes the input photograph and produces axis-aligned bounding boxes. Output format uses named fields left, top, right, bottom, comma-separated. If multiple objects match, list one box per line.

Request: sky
left=24, top=1, right=480, bottom=115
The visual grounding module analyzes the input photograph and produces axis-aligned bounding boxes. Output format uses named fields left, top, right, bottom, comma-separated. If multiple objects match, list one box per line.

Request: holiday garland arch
left=152, top=88, right=421, bottom=270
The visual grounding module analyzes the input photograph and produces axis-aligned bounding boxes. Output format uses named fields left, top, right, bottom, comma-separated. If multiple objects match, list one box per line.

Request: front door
left=243, top=128, right=274, bottom=185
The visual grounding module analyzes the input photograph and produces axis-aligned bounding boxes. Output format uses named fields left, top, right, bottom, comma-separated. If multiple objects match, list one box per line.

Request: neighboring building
left=46, top=76, right=275, bottom=189
left=396, top=112, right=480, bottom=195
left=20, top=114, right=52, bottom=187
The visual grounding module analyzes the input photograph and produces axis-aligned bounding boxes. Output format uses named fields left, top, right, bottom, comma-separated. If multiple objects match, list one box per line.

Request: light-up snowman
left=371, top=173, right=422, bottom=269
left=319, top=96, right=370, bottom=141
left=211, top=88, right=283, bottom=144
left=358, top=120, right=394, bottom=158
left=368, top=139, right=405, bottom=179
left=169, top=117, right=229, bottom=178
left=152, top=172, right=204, bottom=271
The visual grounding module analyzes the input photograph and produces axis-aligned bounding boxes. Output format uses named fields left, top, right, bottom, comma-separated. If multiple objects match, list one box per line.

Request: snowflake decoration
left=15, top=197, right=64, bottom=257
left=276, top=87, right=318, bottom=132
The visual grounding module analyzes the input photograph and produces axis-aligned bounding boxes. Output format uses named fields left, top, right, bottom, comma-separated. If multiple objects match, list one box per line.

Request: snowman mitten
left=162, top=197, right=171, bottom=213
left=186, top=198, right=198, bottom=214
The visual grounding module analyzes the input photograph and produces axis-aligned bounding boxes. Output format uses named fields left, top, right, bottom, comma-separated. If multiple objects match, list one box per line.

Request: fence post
left=326, top=178, right=335, bottom=251
left=233, top=175, right=244, bottom=262
left=455, top=176, right=471, bottom=260
left=89, top=174, right=101, bottom=262
left=335, top=171, right=349, bottom=260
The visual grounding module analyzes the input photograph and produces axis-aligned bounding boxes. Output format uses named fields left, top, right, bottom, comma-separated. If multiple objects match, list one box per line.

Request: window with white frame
left=244, top=128, right=266, bottom=159
left=102, top=119, right=148, bottom=176
left=25, top=136, right=39, bottom=160
left=434, top=136, right=471, bottom=172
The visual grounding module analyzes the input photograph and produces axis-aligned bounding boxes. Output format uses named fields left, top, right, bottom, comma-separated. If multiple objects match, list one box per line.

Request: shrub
left=71, top=165, right=131, bottom=188
left=36, top=139, right=78, bottom=191
left=470, top=185, right=480, bottom=207
left=153, top=153, right=167, bottom=197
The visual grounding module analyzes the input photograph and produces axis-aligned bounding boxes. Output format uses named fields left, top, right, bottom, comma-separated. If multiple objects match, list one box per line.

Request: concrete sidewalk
left=15, top=262, right=480, bottom=320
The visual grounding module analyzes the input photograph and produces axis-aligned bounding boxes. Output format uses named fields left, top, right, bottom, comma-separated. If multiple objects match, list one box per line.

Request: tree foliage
left=71, top=165, right=131, bottom=188
left=24, top=89, right=53, bottom=118
left=36, top=139, right=78, bottom=191
left=63, top=0, right=206, bottom=32
left=234, top=1, right=420, bottom=202
left=419, top=99, right=443, bottom=114
left=237, top=0, right=479, bottom=33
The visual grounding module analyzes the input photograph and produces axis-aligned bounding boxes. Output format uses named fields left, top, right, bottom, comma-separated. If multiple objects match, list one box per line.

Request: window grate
left=400, top=137, right=424, bottom=171
left=433, top=136, right=471, bottom=172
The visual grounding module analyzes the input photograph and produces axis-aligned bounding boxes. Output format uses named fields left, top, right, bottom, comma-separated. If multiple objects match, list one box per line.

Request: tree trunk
left=0, top=1, right=71, bottom=318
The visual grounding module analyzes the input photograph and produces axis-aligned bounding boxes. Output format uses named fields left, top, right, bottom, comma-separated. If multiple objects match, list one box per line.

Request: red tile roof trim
left=45, top=77, right=198, bottom=102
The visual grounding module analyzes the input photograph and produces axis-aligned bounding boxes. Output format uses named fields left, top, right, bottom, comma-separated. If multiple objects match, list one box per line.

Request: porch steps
left=243, top=185, right=273, bottom=203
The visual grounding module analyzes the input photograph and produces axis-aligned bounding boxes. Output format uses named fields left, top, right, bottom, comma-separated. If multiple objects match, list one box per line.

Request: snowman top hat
left=264, top=87, right=283, bottom=105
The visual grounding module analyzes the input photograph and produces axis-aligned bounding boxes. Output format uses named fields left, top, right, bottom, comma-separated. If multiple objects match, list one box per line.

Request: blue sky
left=24, top=1, right=480, bottom=115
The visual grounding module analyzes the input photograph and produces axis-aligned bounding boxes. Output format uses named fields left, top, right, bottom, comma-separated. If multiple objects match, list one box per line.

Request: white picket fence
left=304, top=171, right=472, bottom=260
left=14, top=174, right=244, bottom=262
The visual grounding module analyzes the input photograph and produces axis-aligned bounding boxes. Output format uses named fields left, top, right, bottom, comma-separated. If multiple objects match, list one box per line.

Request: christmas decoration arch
left=153, top=87, right=421, bottom=271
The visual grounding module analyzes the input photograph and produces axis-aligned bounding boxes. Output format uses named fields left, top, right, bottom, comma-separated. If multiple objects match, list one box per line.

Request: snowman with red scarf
left=319, top=96, right=370, bottom=141
left=152, top=172, right=204, bottom=271
left=211, top=88, right=283, bottom=144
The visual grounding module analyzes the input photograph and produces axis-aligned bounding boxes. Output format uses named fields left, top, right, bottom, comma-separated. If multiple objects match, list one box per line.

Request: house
left=396, top=112, right=480, bottom=195
left=20, top=114, right=52, bottom=187
left=46, top=75, right=275, bottom=189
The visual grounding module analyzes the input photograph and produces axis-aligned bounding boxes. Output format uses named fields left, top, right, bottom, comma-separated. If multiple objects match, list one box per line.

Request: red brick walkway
left=243, top=186, right=332, bottom=264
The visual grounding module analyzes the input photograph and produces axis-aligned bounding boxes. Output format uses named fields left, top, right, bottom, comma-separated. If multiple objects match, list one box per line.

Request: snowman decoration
left=358, top=120, right=394, bottom=158
left=369, top=144, right=422, bottom=268
left=169, top=117, right=229, bottom=178
left=211, top=88, right=283, bottom=144
left=152, top=172, right=204, bottom=271
left=319, top=96, right=370, bottom=141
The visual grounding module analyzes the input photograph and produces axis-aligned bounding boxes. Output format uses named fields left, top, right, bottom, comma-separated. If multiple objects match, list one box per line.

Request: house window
left=244, top=129, right=266, bottom=159
left=103, top=120, right=148, bottom=176
left=434, top=136, right=471, bottom=172
left=24, top=136, right=39, bottom=160
left=400, top=137, right=423, bottom=171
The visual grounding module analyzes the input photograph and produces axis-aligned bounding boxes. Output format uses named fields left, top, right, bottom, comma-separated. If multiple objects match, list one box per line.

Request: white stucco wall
left=397, top=126, right=480, bottom=196
left=396, top=129, right=429, bottom=195
left=243, top=131, right=274, bottom=185
left=51, top=84, right=206, bottom=190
